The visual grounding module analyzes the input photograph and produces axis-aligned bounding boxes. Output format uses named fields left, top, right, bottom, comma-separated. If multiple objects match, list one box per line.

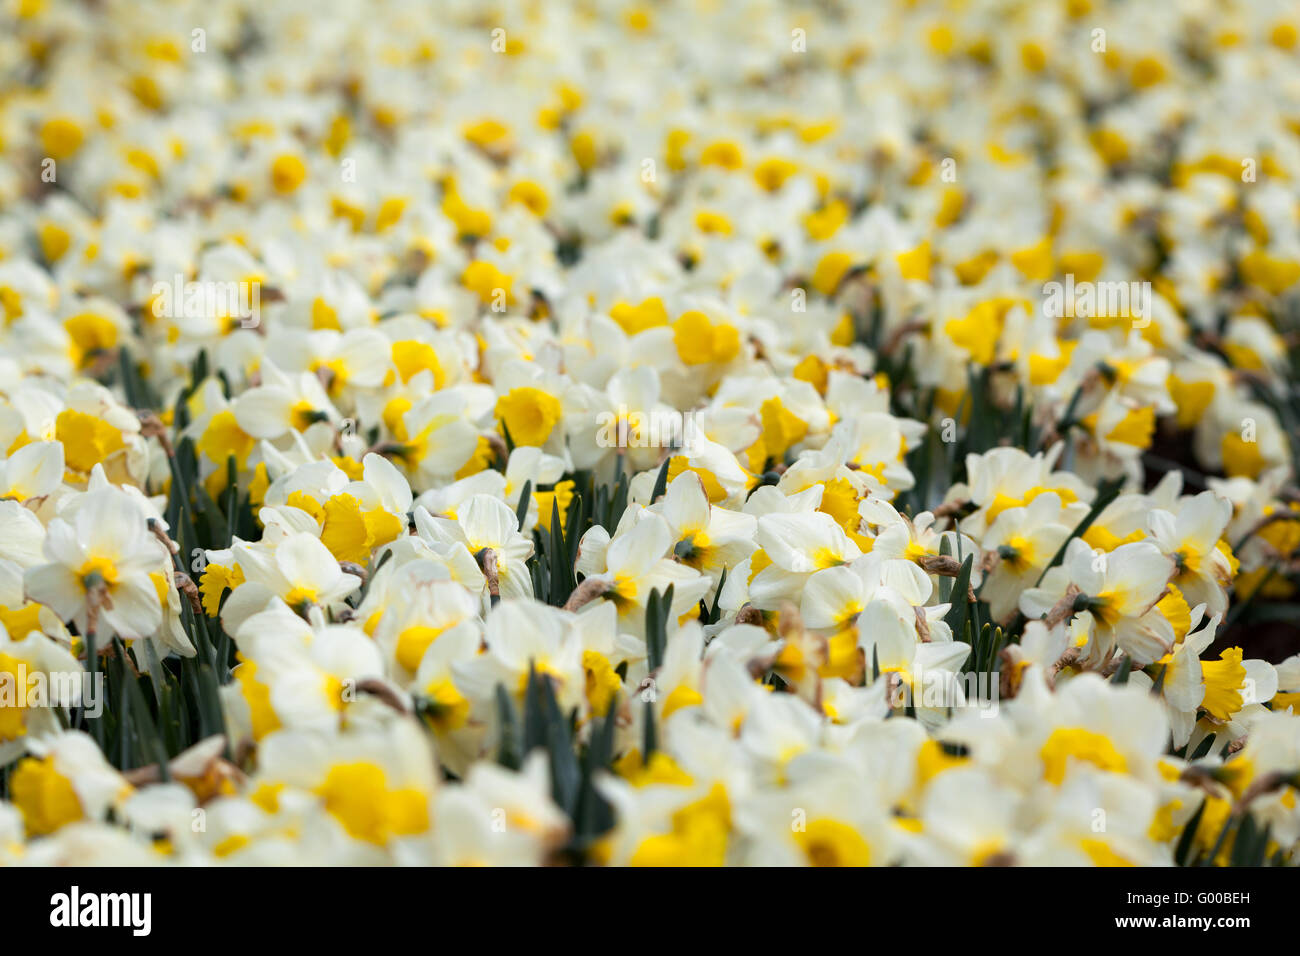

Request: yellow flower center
left=1040, top=727, right=1127, bottom=785
left=795, top=818, right=872, bottom=867
left=495, top=387, right=562, bottom=447
left=313, top=762, right=429, bottom=845
left=10, top=755, right=83, bottom=836
left=1200, top=648, right=1247, bottom=721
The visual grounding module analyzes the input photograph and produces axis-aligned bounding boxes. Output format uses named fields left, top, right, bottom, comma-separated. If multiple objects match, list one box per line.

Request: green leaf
left=1149, top=663, right=1168, bottom=696
left=645, top=585, right=673, bottom=672
left=114, top=639, right=170, bottom=778
left=944, top=554, right=974, bottom=649
left=1174, top=798, right=1206, bottom=866
left=522, top=664, right=546, bottom=754
left=705, top=568, right=727, bottom=624
left=642, top=698, right=657, bottom=758
left=223, top=455, right=240, bottom=548
left=1230, top=815, right=1260, bottom=868
left=495, top=684, right=521, bottom=771
left=1110, top=656, right=1133, bottom=685
left=1200, top=812, right=1236, bottom=866
left=649, top=456, right=671, bottom=504
left=514, top=479, right=532, bottom=531
left=548, top=497, right=574, bottom=606
left=574, top=704, right=618, bottom=841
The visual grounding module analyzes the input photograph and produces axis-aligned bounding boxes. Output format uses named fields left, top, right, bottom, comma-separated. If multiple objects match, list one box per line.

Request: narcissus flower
left=1022, top=539, right=1176, bottom=666
left=1, top=0, right=1298, bottom=871
left=25, top=484, right=166, bottom=641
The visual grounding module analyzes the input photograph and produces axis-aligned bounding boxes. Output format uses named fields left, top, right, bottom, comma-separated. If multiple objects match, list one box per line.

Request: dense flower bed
left=0, top=0, right=1298, bottom=866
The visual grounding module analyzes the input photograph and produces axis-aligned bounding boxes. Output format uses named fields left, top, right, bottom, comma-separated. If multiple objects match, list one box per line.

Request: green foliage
left=494, top=668, right=617, bottom=859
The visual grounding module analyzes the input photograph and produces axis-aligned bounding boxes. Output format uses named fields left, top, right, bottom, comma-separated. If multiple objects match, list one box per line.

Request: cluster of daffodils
left=1, top=0, right=1299, bottom=866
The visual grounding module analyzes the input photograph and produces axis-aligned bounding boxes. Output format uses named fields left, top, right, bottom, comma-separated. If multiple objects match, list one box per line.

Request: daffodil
left=1021, top=539, right=1176, bottom=666
left=25, top=484, right=166, bottom=641
left=0, top=442, right=64, bottom=502
left=1, top=0, right=1299, bottom=870
left=575, top=513, right=710, bottom=635
left=413, top=494, right=534, bottom=603
left=979, top=492, right=1074, bottom=621
left=1146, top=490, right=1236, bottom=615
left=221, top=532, right=361, bottom=633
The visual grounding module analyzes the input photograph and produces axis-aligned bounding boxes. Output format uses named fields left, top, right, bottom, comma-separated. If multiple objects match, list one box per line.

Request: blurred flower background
left=0, top=0, right=1297, bottom=866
